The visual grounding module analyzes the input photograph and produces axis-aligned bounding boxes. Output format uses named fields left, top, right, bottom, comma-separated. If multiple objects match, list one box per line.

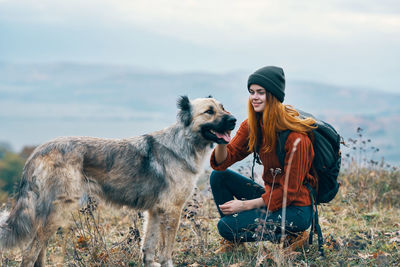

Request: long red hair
left=247, top=92, right=316, bottom=153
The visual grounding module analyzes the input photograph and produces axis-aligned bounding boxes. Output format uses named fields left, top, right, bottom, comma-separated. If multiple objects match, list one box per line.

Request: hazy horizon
left=1, top=0, right=399, bottom=94
left=1, top=62, right=399, bottom=165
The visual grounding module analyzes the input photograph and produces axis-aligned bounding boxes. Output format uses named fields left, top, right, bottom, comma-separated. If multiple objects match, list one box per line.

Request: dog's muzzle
left=201, top=114, right=237, bottom=144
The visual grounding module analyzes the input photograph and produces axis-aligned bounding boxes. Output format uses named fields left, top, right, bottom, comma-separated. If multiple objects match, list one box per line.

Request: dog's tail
left=0, top=169, right=39, bottom=250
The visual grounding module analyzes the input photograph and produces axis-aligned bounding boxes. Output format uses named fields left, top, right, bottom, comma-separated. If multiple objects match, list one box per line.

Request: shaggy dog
left=0, top=96, right=236, bottom=267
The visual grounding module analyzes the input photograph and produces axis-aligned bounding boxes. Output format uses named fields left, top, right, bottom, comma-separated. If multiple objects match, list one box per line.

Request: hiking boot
left=283, top=231, right=309, bottom=251
left=215, top=239, right=247, bottom=254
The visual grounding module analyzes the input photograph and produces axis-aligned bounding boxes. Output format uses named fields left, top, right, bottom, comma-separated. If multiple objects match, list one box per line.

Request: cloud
left=0, top=0, right=399, bottom=92
left=1, top=0, right=399, bottom=45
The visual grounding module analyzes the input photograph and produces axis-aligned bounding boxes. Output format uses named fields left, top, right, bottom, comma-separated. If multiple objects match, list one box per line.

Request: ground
left=1, top=164, right=399, bottom=266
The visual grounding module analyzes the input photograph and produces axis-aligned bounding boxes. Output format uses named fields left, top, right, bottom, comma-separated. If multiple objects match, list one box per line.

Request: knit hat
left=247, top=66, right=285, bottom=102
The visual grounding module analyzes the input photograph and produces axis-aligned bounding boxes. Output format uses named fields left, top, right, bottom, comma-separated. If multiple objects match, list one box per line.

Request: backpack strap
left=251, top=122, right=263, bottom=180
left=251, top=151, right=261, bottom=181
left=252, top=128, right=290, bottom=179
left=305, top=183, right=325, bottom=256
left=276, top=130, right=291, bottom=168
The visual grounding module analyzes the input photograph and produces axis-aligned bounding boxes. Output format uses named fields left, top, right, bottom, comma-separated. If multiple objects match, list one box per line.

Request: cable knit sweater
left=210, top=119, right=316, bottom=212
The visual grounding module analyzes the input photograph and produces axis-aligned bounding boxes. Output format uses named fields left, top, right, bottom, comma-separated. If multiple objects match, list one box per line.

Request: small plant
left=64, top=196, right=144, bottom=266
left=341, top=127, right=400, bottom=210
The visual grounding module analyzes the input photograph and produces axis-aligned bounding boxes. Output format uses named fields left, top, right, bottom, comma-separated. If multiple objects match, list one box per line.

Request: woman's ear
left=177, top=95, right=192, bottom=126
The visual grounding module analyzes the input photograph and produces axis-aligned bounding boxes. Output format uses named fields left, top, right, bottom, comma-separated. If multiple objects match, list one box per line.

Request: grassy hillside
left=1, top=153, right=399, bottom=266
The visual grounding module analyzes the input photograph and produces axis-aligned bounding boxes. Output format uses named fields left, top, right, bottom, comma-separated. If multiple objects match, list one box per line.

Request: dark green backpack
left=276, top=110, right=342, bottom=204
left=276, top=110, right=342, bottom=256
left=250, top=110, right=342, bottom=255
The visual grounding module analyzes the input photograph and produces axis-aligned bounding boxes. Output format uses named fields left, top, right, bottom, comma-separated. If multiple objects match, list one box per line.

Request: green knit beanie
left=247, top=66, right=285, bottom=102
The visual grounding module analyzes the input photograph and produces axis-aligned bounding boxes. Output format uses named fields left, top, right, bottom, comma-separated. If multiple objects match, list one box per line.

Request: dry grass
left=1, top=164, right=399, bottom=266
left=1, top=128, right=399, bottom=266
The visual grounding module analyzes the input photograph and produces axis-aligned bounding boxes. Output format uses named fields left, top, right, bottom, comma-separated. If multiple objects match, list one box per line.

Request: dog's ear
left=177, top=95, right=192, bottom=126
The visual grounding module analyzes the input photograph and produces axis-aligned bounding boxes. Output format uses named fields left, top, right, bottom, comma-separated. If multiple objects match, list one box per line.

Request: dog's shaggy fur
left=0, top=96, right=236, bottom=267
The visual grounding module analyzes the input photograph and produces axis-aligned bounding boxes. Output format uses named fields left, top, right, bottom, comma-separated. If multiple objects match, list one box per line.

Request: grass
left=1, top=129, right=399, bottom=266
left=1, top=166, right=399, bottom=266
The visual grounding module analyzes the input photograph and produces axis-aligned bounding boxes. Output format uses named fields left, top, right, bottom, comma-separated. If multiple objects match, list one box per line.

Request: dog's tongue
left=215, top=132, right=231, bottom=143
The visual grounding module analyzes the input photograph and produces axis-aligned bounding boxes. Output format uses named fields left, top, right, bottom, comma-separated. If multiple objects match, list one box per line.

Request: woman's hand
left=219, top=200, right=245, bottom=215
left=219, top=198, right=265, bottom=215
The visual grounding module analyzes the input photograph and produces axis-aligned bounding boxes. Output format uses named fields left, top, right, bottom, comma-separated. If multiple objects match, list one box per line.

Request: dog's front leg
left=158, top=206, right=182, bottom=267
left=142, top=209, right=162, bottom=267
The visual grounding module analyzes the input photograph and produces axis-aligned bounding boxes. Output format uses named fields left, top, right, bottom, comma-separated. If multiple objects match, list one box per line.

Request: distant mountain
left=0, top=62, right=399, bottom=165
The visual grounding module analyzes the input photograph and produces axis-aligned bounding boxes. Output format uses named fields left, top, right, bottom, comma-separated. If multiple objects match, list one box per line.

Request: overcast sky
left=0, top=0, right=399, bottom=93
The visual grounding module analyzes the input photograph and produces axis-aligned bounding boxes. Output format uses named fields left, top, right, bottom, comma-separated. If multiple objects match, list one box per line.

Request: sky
left=0, top=0, right=399, bottom=93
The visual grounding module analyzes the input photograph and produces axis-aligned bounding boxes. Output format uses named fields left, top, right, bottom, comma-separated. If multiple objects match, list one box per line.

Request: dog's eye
left=205, top=109, right=215, bottom=115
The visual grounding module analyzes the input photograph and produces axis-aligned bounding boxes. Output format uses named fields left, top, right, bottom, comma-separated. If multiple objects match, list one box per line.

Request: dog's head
left=177, top=96, right=236, bottom=144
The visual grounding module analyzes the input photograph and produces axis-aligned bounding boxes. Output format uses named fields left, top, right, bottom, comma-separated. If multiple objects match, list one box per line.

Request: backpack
left=251, top=110, right=342, bottom=256
left=276, top=110, right=342, bottom=204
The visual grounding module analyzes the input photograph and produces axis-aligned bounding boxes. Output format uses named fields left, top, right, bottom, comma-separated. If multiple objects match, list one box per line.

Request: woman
left=210, top=66, right=317, bottom=252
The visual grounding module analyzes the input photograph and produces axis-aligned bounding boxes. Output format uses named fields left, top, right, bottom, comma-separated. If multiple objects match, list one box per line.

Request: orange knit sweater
left=210, top=119, right=316, bottom=212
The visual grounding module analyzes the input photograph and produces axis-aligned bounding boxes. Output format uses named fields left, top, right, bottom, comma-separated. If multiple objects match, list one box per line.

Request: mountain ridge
left=0, top=62, right=398, bottom=164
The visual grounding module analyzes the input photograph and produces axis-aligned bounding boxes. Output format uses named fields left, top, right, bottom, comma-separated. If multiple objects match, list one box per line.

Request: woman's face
left=249, top=84, right=266, bottom=113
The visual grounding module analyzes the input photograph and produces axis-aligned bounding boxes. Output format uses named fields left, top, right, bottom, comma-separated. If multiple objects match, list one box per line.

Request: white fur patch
left=0, top=210, right=10, bottom=227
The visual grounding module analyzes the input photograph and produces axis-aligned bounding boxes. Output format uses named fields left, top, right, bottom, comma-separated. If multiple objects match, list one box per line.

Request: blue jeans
left=210, top=169, right=312, bottom=242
